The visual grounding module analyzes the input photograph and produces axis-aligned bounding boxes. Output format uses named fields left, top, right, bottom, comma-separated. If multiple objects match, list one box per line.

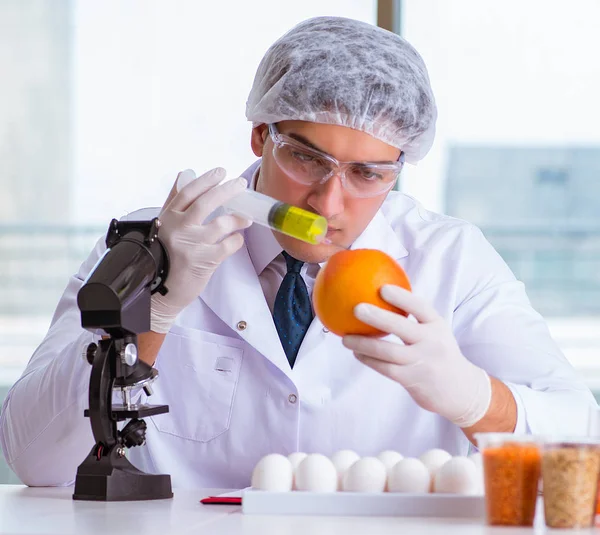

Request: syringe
left=176, top=170, right=329, bottom=246
left=223, top=189, right=329, bottom=245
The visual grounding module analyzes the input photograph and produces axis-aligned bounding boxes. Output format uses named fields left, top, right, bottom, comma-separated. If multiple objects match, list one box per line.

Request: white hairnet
left=245, top=16, right=437, bottom=164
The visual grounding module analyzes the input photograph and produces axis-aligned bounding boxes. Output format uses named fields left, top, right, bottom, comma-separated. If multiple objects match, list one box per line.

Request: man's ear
left=251, top=124, right=269, bottom=157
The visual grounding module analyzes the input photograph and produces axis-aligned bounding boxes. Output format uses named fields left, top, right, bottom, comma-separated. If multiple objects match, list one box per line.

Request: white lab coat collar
left=350, top=209, right=409, bottom=260
left=200, top=160, right=409, bottom=378
left=295, top=207, right=409, bottom=362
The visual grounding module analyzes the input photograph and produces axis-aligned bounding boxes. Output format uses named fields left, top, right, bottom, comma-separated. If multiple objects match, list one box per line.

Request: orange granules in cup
left=481, top=441, right=541, bottom=526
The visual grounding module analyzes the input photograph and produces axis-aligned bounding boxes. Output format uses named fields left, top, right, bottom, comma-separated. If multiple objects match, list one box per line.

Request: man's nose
left=307, top=172, right=345, bottom=220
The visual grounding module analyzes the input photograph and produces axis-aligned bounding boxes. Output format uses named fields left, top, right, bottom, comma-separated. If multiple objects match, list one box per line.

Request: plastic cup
left=586, top=405, right=600, bottom=515
left=475, top=433, right=541, bottom=527
left=541, top=438, right=600, bottom=529
left=587, top=405, right=600, bottom=438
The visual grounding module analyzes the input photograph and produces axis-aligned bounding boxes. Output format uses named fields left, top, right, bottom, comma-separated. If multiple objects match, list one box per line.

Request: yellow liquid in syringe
left=268, top=203, right=328, bottom=245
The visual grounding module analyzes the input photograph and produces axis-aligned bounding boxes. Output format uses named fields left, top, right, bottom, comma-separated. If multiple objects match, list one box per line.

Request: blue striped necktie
left=273, top=251, right=314, bottom=368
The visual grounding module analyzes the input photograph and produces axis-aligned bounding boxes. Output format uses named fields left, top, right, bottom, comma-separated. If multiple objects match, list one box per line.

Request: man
left=0, top=16, right=595, bottom=489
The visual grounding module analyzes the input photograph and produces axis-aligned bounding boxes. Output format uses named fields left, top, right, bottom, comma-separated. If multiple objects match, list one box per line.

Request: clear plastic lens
left=279, top=145, right=332, bottom=181
left=269, top=124, right=402, bottom=198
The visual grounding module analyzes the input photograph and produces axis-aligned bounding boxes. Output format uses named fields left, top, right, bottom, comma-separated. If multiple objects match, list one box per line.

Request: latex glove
left=342, top=285, right=492, bottom=428
left=150, top=167, right=251, bottom=333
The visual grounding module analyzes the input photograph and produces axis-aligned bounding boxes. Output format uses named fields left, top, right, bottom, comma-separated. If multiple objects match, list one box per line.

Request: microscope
left=72, top=217, right=173, bottom=501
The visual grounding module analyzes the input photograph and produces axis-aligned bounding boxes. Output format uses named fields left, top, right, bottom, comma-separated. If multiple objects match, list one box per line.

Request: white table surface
left=0, top=485, right=595, bottom=535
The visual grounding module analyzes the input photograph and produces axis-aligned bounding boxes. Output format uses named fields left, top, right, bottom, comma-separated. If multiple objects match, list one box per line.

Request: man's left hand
left=342, top=285, right=492, bottom=428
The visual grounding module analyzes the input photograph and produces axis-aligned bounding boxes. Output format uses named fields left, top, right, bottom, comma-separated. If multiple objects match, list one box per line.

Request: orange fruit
left=313, top=248, right=411, bottom=337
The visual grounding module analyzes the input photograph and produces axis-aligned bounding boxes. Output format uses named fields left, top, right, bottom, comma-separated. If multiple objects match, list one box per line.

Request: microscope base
left=73, top=447, right=173, bottom=501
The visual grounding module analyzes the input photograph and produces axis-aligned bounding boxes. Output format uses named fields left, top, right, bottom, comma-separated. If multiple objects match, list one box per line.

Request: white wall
left=71, top=1, right=377, bottom=223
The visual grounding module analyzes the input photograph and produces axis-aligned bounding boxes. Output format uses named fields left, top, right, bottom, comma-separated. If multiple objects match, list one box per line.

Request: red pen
left=200, top=495, right=242, bottom=505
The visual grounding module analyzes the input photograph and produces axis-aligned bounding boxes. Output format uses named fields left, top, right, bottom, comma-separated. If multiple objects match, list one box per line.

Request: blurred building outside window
left=1, top=0, right=599, bottom=482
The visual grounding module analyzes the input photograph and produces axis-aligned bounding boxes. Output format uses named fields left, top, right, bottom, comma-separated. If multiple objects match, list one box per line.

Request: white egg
left=419, top=448, right=452, bottom=490
left=377, top=450, right=404, bottom=491
left=468, top=452, right=485, bottom=495
left=295, top=454, right=338, bottom=492
left=288, top=452, right=308, bottom=490
left=330, top=450, right=360, bottom=490
left=342, top=457, right=387, bottom=492
left=251, top=453, right=293, bottom=491
left=419, top=448, right=452, bottom=474
left=387, top=458, right=430, bottom=493
left=288, top=452, right=308, bottom=471
left=434, top=456, right=479, bottom=495
left=468, top=452, right=482, bottom=469
left=377, top=450, right=404, bottom=472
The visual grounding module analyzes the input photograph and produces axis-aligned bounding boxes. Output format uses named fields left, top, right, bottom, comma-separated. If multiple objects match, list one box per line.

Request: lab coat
left=0, top=160, right=595, bottom=489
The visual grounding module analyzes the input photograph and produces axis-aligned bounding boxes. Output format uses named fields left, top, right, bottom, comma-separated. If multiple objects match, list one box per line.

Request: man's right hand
left=150, top=167, right=251, bottom=334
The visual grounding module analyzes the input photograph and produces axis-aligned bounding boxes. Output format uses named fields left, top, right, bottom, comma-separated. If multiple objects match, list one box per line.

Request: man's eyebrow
left=286, top=132, right=327, bottom=153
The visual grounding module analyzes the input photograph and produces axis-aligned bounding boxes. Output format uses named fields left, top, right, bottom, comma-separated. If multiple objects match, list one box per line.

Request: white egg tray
left=242, top=490, right=485, bottom=518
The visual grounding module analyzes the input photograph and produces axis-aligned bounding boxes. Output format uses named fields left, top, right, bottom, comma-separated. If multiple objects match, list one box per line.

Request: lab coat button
left=236, top=321, right=247, bottom=331
left=322, top=327, right=329, bottom=333
left=288, top=394, right=298, bottom=404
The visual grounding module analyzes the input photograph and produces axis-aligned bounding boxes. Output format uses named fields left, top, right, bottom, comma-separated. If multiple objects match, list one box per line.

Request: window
left=0, top=0, right=376, bottom=483
left=399, top=0, right=600, bottom=394
left=2, top=0, right=598, bottom=484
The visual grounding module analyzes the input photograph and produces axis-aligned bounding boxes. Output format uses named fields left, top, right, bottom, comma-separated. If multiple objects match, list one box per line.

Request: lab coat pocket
left=151, top=324, right=244, bottom=443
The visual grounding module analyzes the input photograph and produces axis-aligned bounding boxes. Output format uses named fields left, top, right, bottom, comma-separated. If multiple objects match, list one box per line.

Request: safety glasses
left=268, top=123, right=404, bottom=199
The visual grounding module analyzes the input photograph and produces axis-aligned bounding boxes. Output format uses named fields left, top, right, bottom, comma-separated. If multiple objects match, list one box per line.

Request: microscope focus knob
left=84, top=343, right=98, bottom=365
left=120, top=418, right=147, bottom=448
left=122, top=343, right=138, bottom=367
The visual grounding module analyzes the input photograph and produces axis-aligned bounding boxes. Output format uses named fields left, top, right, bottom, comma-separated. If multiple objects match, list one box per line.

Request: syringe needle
left=319, top=237, right=351, bottom=250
